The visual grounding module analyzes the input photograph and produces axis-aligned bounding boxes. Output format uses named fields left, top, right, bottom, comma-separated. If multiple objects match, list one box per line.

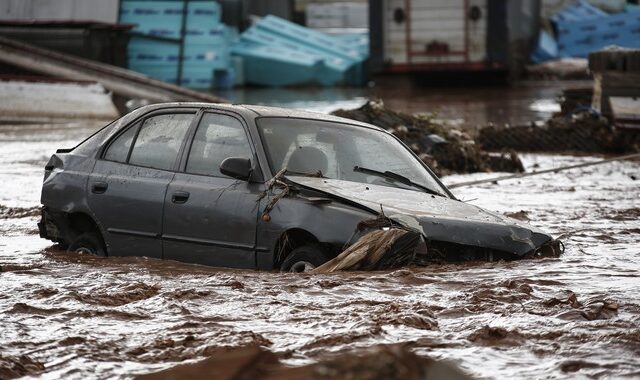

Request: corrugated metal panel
left=0, top=0, right=119, bottom=23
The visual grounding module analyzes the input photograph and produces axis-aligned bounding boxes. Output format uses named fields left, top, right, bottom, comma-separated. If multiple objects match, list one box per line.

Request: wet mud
left=333, top=100, right=524, bottom=176
left=0, top=205, right=40, bottom=219
left=1, top=118, right=640, bottom=378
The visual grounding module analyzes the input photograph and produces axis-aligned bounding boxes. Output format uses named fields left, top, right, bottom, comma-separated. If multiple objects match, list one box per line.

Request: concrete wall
left=0, top=0, right=119, bottom=23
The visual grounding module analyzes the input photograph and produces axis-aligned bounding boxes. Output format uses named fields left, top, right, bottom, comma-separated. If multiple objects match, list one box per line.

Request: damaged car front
left=255, top=114, right=562, bottom=271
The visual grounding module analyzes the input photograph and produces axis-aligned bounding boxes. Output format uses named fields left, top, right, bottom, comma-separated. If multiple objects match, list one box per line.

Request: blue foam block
left=556, top=11, right=640, bottom=58
left=550, top=0, right=607, bottom=25
left=231, top=41, right=323, bottom=87
left=530, top=30, right=559, bottom=63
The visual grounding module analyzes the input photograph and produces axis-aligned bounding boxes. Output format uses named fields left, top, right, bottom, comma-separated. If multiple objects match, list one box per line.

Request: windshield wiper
left=353, top=166, right=444, bottom=197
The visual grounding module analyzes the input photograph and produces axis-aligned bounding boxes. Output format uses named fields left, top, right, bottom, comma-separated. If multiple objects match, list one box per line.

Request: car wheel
left=68, top=232, right=107, bottom=257
left=281, top=244, right=331, bottom=273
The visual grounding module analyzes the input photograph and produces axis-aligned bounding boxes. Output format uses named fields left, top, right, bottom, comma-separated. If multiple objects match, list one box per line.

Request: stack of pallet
left=120, top=0, right=236, bottom=89
left=589, top=48, right=640, bottom=129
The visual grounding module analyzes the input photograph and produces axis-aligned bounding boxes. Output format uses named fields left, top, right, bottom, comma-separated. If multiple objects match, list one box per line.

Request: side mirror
left=220, top=157, right=253, bottom=181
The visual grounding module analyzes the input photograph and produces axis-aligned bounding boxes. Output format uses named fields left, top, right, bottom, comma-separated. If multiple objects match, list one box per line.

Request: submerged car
left=39, top=103, right=560, bottom=271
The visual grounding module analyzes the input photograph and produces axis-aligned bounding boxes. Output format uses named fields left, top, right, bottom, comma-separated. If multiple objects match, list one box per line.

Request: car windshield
left=257, top=117, right=448, bottom=196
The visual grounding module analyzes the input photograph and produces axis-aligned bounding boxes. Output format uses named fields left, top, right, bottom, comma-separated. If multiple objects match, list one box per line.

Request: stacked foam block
left=532, top=1, right=640, bottom=63
left=231, top=15, right=368, bottom=87
left=120, top=0, right=236, bottom=89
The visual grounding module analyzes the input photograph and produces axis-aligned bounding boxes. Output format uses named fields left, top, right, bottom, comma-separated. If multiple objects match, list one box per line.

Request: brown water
left=1, top=92, right=639, bottom=379
left=220, top=79, right=585, bottom=129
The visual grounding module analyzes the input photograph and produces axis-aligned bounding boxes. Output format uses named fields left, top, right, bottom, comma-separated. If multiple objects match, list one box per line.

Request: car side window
left=185, top=113, right=252, bottom=177
left=104, top=124, right=137, bottom=163
left=128, top=113, right=194, bottom=171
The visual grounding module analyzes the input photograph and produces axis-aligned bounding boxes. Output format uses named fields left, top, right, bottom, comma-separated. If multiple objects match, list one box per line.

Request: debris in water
left=332, top=100, right=524, bottom=176
left=313, top=228, right=424, bottom=273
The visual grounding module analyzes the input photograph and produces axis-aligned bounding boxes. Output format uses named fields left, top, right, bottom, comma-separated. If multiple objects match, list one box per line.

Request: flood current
left=1, top=85, right=638, bottom=378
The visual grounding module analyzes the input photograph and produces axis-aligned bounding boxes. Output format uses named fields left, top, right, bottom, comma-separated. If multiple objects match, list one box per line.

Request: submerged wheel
left=68, top=232, right=107, bottom=257
left=280, top=244, right=331, bottom=273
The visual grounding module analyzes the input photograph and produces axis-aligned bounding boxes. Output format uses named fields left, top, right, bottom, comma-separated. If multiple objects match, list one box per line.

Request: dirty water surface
left=1, top=120, right=639, bottom=379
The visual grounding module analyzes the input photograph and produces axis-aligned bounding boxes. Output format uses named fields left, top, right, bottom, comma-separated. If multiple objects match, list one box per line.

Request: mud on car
left=39, top=103, right=561, bottom=271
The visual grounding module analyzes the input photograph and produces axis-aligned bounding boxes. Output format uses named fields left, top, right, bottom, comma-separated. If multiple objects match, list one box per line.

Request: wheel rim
left=289, top=261, right=316, bottom=273
left=74, top=247, right=95, bottom=255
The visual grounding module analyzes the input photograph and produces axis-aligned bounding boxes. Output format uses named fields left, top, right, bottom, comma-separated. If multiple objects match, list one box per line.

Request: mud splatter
left=606, top=207, right=640, bottom=221
left=0, top=354, right=44, bottom=379
left=504, top=210, right=530, bottom=221
left=70, top=283, right=161, bottom=306
left=0, top=205, right=40, bottom=219
left=467, top=326, right=524, bottom=346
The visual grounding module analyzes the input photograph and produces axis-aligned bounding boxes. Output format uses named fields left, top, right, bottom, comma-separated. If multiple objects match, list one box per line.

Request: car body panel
left=41, top=153, right=95, bottom=214
left=255, top=195, right=376, bottom=269
left=162, top=173, right=262, bottom=268
left=287, top=176, right=551, bottom=256
left=88, top=160, right=172, bottom=259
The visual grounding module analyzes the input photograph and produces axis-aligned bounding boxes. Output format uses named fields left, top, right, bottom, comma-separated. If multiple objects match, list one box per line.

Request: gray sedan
left=39, top=103, right=559, bottom=271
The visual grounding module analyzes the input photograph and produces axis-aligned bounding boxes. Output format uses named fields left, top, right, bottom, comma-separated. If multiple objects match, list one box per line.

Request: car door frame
left=174, top=106, right=266, bottom=182
left=90, top=106, right=201, bottom=256
left=159, top=106, right=266, bottom=267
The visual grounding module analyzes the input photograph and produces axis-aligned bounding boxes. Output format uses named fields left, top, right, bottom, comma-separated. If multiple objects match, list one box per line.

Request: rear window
left=128, top=114, right=194, bottom=171
left=104, top=124, right=137, bottom=163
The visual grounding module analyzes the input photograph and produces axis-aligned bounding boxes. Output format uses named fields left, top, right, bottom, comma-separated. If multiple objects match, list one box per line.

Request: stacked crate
left=120, top=0, right=235, bottom=89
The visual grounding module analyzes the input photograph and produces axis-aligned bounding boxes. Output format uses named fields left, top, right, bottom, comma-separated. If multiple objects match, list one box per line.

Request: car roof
left=127, top=102, right=385, bottom=132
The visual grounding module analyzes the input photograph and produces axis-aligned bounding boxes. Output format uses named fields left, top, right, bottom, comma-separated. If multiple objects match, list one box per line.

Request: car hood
left=288, top=176, right=552, bottom=256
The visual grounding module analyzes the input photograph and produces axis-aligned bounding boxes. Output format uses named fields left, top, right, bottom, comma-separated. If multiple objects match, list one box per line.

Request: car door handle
left=91, top=181, right=108, bottom=194
left=171, top=191, right=190, bottom=204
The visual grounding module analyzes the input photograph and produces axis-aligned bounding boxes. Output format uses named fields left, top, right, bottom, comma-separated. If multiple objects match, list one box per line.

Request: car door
left=162, top=111, right=261, bottom=268
left=88, top=111, right=196, bottom=258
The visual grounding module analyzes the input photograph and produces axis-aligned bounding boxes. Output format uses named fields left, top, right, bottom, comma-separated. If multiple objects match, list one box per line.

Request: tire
left=280, top=244, right=332, bottom=273
left=68, top=232, right=107, bottom=257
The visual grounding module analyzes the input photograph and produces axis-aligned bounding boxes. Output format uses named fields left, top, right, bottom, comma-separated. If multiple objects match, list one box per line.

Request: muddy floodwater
left=221, top=79, right=578, bottom=129
left=1, top=105, right=639, bottom=378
